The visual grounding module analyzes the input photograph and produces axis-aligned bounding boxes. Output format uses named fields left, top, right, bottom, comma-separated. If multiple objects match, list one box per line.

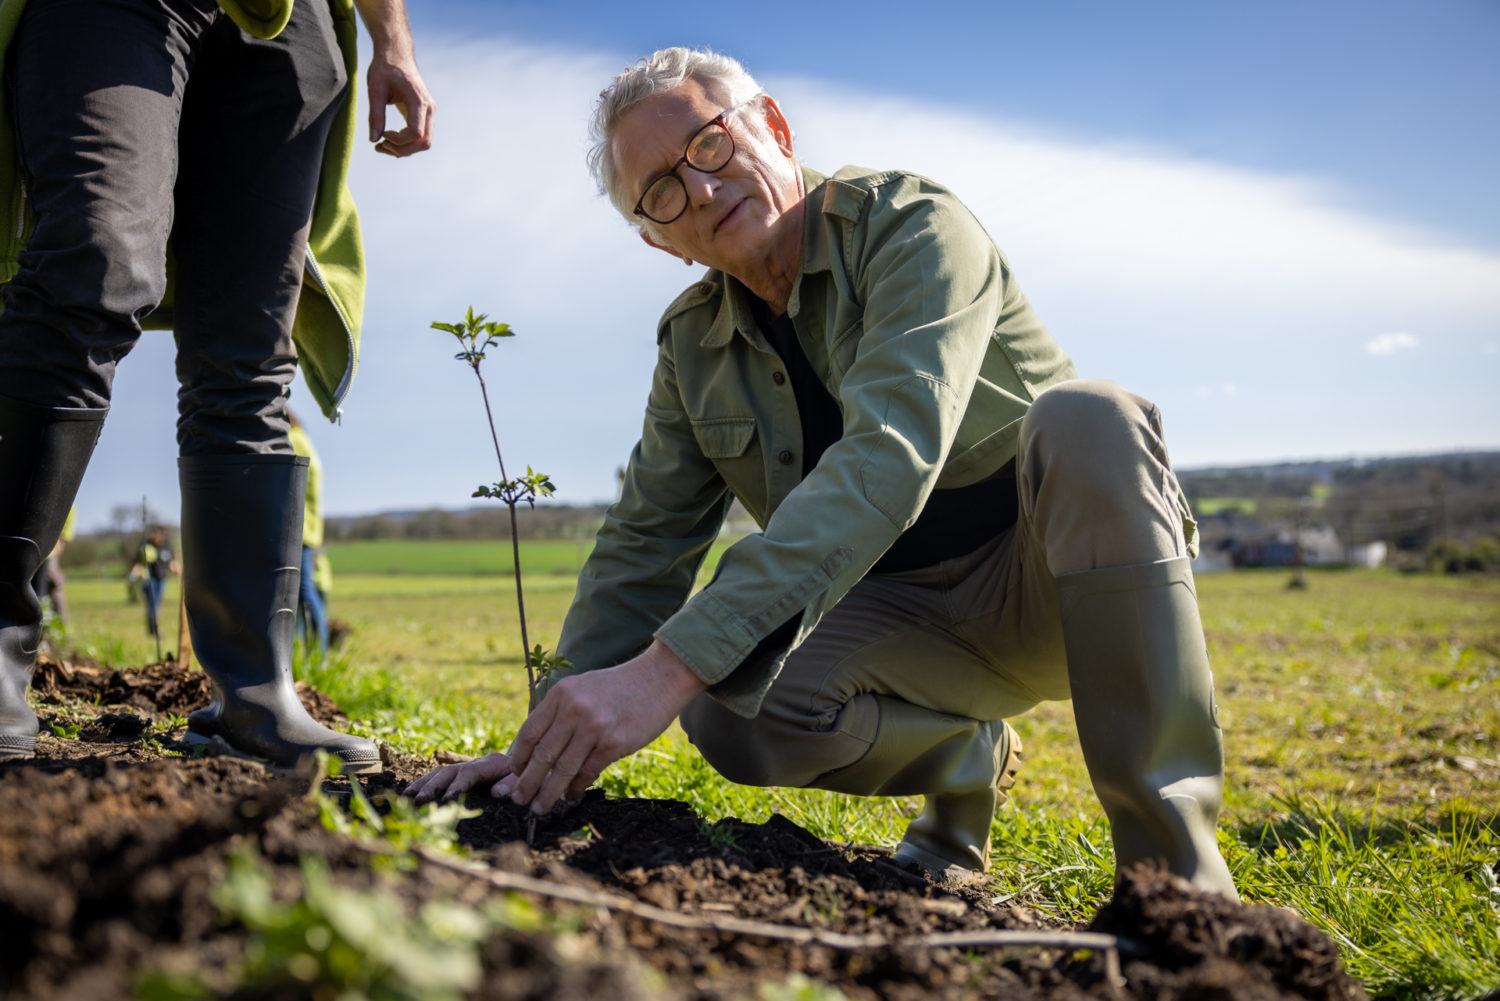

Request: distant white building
left=1284, top=524, right=1344, bottom=565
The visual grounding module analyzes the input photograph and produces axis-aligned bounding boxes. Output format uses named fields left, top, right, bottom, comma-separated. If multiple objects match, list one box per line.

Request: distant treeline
left=1179, top=451, right=1500, bottom=550
left=61, top=451, right=1500, bottom=574
left=322, top=503, right=613, bottom=542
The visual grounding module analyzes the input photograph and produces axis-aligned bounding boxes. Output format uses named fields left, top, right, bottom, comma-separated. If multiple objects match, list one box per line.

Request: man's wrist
left=645, top=639, right=709, bottom=699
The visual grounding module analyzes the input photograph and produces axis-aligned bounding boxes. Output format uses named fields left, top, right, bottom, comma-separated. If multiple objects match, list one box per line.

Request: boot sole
left=183, top=729, right=381, bottom=775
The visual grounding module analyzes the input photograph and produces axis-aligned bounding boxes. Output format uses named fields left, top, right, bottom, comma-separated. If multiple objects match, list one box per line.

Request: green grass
left=324, top=538, right=595, bottom=577
left=51, top=556, right=1500, bottom=1001
left=1192, top=496, right=1258, bottom=516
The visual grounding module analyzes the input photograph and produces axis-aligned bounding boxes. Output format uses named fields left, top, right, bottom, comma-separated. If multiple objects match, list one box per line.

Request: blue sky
left=71, top=0, right=1500, bottom=531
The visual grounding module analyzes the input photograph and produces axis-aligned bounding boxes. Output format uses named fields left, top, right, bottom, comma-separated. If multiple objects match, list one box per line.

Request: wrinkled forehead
left=612, top=79, right=724, bottom=183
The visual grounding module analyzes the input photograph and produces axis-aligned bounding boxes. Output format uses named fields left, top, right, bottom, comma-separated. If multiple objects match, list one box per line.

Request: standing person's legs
left=144, top=577, right=163, bottom=638
left=169, top=2, right=377, bottom=772
left=0, top=0, right=208, bottom=759
left=44, top=554, right=69, bottom=629
left=0, top=0, right=217, bottom=407
left=298, top=545, right=330, bottom=651
left=1016, top=379, right=1237, bottom=898
left=170, top=0, right=349, bottom=456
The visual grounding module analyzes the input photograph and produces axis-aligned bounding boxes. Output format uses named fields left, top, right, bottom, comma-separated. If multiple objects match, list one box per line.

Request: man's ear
left=640, top=228, right=694, bottom=266
left=760, top=95, right=794, bottom=158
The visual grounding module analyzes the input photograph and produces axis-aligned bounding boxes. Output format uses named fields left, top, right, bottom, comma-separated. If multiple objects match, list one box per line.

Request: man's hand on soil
left=500, top=640, right=707, bottom=815
left=404, top=752, right=514, bottom=805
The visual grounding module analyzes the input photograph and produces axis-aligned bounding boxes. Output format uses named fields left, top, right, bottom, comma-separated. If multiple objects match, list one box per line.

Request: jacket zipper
left=302, top=247, right=356, bottom=423
left=14, top=174, right=27, bottom=240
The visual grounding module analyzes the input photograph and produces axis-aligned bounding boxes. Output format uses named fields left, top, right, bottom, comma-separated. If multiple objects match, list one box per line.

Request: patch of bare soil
left=1, top=655, right=1372, bottom=1001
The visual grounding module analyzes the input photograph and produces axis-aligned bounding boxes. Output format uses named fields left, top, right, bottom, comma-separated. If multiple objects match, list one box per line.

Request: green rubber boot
left=1056, top=557, right=1239, bottom=898
left=815, top=694, right=1022, bottom=874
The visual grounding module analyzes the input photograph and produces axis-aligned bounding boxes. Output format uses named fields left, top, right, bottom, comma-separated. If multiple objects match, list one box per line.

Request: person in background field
left=0, top=0, right=434, bottom=772
left=131, top=524, right=179, bottom=643
left=32, top=505, right=75, bottom=630
left=408, top=47, right=1238, bottom=899
left=288, top=409, right=330, bottom=653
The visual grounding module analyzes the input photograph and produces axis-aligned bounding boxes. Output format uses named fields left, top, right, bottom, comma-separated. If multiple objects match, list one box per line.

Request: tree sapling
left=433, top=307, right=569, bottom=709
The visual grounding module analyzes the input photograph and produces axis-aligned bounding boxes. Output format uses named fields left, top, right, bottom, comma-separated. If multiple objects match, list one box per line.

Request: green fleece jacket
left=0, top=0, right=365, bottom=420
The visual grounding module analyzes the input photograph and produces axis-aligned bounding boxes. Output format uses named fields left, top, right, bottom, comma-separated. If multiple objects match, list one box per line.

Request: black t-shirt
left=750, top=298, right=1018, bottom=574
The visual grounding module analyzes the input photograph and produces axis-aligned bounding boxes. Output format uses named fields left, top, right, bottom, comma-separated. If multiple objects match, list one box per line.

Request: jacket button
left=696, top=282, right=714, bottom=294
left=772, top=371, right=786, bottom=386
left=778, top=449, right=794, bottom=465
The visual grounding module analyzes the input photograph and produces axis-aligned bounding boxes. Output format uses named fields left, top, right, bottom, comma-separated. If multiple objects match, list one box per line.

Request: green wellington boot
left=180, top=454, right=379, bottom=774
left=1055, top=557, right=1239, bottom=898
left=0, top=396, right=106, bottom=760
left=815, top=694, right=1022, bottom=874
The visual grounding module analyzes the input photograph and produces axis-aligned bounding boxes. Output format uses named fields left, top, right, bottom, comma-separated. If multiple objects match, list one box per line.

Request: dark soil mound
left=0, top=655, right=1371, bottom=1001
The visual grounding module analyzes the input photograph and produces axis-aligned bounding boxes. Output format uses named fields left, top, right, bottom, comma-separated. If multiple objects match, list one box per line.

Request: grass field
left=52, top=547, right=1500, bottom=1001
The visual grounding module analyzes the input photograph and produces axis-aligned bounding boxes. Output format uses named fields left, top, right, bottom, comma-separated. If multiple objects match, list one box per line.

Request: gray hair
left=587, top=47, right=766, bottom=224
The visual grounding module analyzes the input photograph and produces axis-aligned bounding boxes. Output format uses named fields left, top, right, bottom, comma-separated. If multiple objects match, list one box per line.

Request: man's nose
left=683, top=169, right=720, bottom=207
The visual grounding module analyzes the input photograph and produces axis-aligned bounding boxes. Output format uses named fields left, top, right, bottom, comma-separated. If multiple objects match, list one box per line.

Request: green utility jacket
left=0, top=0, right=365, bottom=420
left=556, top=166, right=1079, bottom=718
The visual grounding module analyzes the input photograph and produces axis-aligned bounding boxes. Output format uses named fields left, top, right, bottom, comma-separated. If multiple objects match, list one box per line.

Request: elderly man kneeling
left=407, top=47, right=1238, bottom=899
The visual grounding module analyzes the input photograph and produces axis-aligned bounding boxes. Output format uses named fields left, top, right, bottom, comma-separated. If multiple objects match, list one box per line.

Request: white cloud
left=305, top=34, right=1500, bottom=513
left=65, top=32, right=1500, bottom=529
left=1364, top=332, right=1419, bottom=356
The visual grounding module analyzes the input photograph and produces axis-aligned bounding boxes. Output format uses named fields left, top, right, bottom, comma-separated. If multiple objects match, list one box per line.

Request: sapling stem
left=470, top=359, right=534, bottom=702
left=433, top=307, right=562, bottom=711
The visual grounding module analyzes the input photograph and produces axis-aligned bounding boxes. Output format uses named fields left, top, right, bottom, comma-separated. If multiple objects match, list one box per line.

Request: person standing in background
left=131, top=524, right=179, bottom=643
left=288, top=409, right=330, bottom=653
left=31, top=505, right=75, bottom=630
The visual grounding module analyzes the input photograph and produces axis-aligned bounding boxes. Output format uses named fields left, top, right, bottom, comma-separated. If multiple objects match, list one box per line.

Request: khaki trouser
left=680, top=379, right=1198, bottom=788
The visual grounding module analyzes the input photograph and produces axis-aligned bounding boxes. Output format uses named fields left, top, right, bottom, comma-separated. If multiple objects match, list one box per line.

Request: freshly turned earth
left=0, top=655, right=1370, bottom=1001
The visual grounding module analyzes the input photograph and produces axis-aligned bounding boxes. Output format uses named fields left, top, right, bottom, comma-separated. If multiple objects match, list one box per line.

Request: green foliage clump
left=137, top=844, right=488, bottom=1001
left=1426, top=534, right=1500, bottom=574
left=310, top=752, right=479, bottom=871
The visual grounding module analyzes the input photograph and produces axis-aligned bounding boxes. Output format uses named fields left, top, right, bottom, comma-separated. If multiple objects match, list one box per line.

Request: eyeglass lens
left=639, top=119, right=736, bottom=224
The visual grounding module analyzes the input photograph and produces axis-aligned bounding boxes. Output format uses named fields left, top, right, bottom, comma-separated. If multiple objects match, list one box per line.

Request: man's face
left=613, top=80, right=802, bottom=277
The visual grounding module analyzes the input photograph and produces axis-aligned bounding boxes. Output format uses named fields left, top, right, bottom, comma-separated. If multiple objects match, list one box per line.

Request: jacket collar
left=700, top=275, right=762, bottom=349
left=701, top=165, right=831, bottom=348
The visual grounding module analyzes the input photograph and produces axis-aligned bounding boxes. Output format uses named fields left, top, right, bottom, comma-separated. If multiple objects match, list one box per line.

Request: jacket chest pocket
left=690, top=416, right=765, bottom=520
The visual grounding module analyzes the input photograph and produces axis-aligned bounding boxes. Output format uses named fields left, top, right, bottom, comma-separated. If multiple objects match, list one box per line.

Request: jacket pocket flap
left=691, top=417, right=757, bottom=459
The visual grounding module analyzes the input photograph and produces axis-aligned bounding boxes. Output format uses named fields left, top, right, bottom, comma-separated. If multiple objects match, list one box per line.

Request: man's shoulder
left=817, top=167, right=963, bottom=224
left=655, top=272, right=725, bottom=342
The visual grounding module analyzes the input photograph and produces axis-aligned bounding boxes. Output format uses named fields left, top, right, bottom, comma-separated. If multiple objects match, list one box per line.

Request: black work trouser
left=0, top=0, right=348, bottom=453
